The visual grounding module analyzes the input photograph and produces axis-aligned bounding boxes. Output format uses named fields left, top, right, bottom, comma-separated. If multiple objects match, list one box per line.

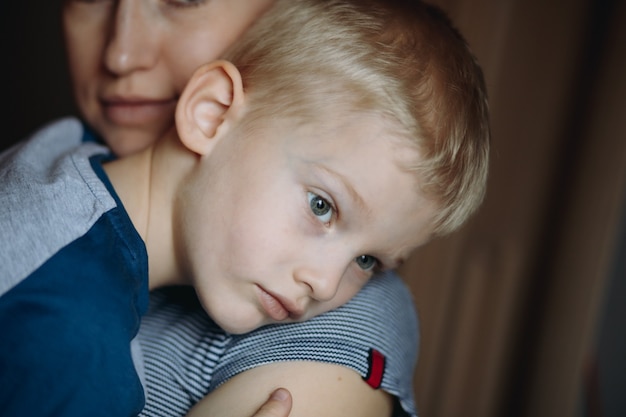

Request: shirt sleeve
left=212, top=271, right=419, bottom=417
left=138, top=272, right=419, bottom=417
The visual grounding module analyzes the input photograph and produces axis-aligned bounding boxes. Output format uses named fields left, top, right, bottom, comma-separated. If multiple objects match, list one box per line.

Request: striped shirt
left=137, top=272, right=419, bottom=417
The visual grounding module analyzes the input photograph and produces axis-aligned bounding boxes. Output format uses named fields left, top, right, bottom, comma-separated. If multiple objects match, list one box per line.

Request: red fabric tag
left=364, top=348, right=386, bottom=389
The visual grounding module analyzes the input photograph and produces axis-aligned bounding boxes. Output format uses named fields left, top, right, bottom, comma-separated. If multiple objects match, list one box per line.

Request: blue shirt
left=0, top=119, right=149, bottom=416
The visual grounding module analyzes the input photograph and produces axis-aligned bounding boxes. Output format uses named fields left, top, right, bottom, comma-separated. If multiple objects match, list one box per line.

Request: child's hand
left=251, top=389, right=292, bottom=417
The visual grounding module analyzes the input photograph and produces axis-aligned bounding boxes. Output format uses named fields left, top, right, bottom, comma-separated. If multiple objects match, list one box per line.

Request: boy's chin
left=212, top=313, right=269, bottom=335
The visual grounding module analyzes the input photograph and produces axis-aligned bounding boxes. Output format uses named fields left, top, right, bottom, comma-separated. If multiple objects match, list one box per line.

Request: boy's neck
left=103, top=129, right=196, bottom=290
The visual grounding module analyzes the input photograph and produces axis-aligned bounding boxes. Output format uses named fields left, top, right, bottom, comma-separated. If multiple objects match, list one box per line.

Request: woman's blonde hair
left=223, top=0, right=490, bottom=236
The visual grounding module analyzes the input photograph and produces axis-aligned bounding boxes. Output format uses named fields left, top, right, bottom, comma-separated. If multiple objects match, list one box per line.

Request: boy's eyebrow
left=316, top=164, right=370, bottom=217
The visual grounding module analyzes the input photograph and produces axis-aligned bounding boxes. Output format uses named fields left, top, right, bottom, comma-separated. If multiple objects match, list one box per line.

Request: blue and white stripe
left=137, top=271, right=419, bottom=417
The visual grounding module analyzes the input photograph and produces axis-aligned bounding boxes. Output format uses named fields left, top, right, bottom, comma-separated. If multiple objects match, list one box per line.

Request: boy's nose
left=104, top=0, right=159, bottom=75
left=293, top=255, right=347, bottom=302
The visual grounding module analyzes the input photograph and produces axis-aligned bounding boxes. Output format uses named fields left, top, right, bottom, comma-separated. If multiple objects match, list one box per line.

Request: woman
left=61, top=1, right=420, bottom=416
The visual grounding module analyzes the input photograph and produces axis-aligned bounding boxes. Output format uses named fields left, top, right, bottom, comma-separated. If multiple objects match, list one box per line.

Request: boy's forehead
left=225, top=108, right=436, bottom=266
left=297, top=115, right=420, bottom=173
left=247, top=107, right=424, bottom=194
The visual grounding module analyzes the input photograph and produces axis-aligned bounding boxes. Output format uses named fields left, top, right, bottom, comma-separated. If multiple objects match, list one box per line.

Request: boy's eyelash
left=164, top=0, right=207, bottom=9
left=370, top=257, right=384, bottom=273
left=325, top=196, right=338, bottom=219
left=365, top=255, right=391, bottom=274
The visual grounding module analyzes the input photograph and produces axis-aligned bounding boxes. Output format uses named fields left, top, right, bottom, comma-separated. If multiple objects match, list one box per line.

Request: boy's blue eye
left=355, top=255, right=377, bottom=271
left=308, top=192, right=333, bottom=223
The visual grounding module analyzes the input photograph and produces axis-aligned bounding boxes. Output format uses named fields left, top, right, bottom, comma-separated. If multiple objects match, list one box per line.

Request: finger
left=252, top=388, right=293, bottom=417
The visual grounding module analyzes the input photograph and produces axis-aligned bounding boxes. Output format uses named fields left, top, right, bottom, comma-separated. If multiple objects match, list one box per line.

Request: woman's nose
left=104, top=0, right=159, bottom=75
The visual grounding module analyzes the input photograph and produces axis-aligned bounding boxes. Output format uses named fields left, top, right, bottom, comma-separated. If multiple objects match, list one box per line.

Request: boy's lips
left=101, top=97, right=177, bottom=126
left=255, top=285, right=304, bottom=321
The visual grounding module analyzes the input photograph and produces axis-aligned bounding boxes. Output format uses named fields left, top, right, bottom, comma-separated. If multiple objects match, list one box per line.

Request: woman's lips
left=101, top=98, right=177, bottom=126
left=256, top=286, right=290, bottom=321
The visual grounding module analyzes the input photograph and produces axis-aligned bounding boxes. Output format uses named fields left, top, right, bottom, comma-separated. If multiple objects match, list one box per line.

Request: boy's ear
left=176, top=60, right=245, bottom=155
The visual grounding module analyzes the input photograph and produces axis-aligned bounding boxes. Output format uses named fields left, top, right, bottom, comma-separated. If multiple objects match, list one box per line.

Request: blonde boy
left=0, top=0, right=489, bottom=416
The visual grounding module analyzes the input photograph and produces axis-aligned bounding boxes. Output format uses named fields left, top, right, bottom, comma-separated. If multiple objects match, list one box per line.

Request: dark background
left=2, top=1, right=75, bottom=149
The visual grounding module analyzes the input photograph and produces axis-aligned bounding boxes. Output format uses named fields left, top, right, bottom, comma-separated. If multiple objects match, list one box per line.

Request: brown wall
left=401, top=0, right=626, bottom=416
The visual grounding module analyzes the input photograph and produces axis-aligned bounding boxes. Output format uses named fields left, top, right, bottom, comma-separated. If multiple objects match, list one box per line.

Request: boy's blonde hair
left=223, top=0, right=490, bottom=236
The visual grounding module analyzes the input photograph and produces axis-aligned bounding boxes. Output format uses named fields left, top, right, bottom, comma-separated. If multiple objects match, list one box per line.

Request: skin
left=107, top=61, right=435, bottom=333
left=104, top=61, right=436, bottom=415
left=187, top=362, right=392, bottom=417
left=62, top=0, right=275, bottom=157
left=250, top=389, right=293, bottom=417
left=175, top=101, right=432, bottom=334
